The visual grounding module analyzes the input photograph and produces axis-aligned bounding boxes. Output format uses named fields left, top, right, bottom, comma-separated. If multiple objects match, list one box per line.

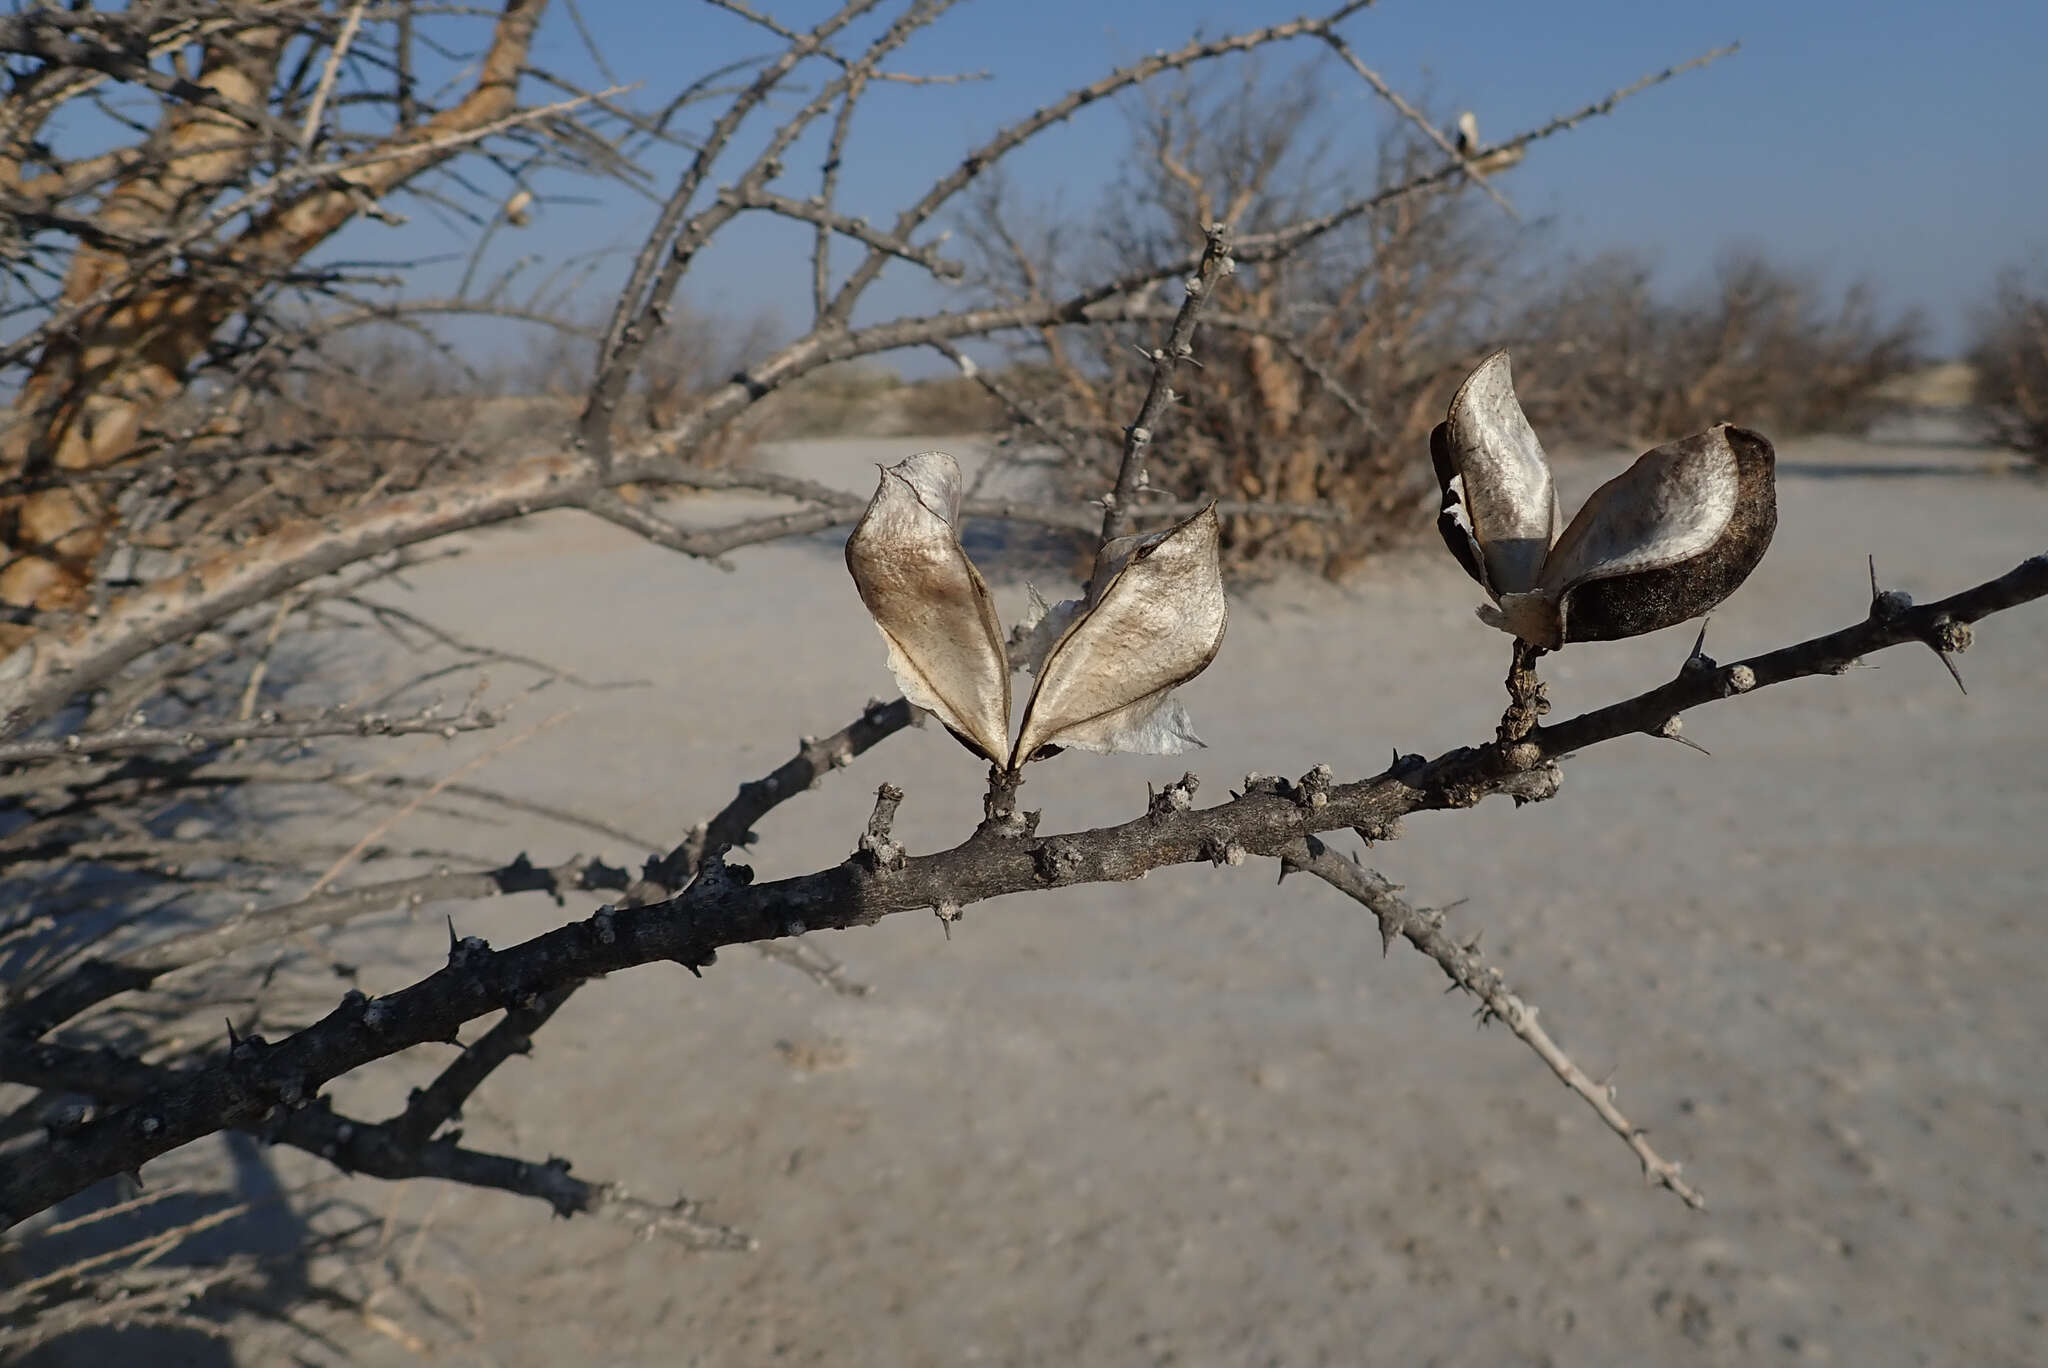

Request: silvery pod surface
left=845, top=457, right=1230, bottom=773
left=844, top=450, right=1011, bottom=764
left=1430, top=350, right=1778, bottom=649
left=1011, top=505, right=1228, bottom=766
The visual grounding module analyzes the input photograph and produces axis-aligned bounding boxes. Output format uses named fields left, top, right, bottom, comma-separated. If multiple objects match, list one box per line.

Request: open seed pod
left=844, top=451, right=1011, bottom=763
left=1500, top=424, right=1778, bottom=647
left=1431, top=349, right=1561, bottom=601
left=1010, top=505, right=1227, bottom=766
left=1433, top=351, right=1779, bottom=649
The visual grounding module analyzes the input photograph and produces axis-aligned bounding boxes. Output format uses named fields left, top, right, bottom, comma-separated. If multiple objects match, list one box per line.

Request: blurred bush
left=750, top=362, right=1004, bottom=439
left=1509, top=249, right=1925, bottom=444
left=978, top=71, right=1509, bottom=577
left=976, top=69, right=1924, bottom=577
left=1969, top=262, right=2048, bottom=462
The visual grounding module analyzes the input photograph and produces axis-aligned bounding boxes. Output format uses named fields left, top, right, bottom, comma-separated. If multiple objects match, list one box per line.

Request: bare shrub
left=1508, top=249, right=1925, bottom=444
left=976, top=69, right=1512, bottom=577
left=751, top=362, right=1004, bottom=439
left=1969, top=261, right=2048, bottom=460
left=981, top=71, right=1922, bottom=579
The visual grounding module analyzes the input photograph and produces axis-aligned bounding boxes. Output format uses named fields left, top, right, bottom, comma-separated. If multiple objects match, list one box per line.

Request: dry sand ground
left=33, top=430, right=2048, bottom=1366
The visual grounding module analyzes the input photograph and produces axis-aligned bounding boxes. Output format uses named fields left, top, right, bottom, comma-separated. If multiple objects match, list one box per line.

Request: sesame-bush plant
left=0, top=1, right=2041, bottom=1354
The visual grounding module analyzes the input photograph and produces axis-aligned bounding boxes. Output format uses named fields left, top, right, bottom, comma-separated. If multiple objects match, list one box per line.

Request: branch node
left=1925, top=616, right=1972, bottom=694
left=1033, top=837, right=1083, bottom=882
left=1201, top=838, right=1248, bottom=868
left=1240, top=772, right=1284, bottom=798
left=1295, top=763, right=1334, bottom=809
left=447, top=928, right=492, bottom=969
left=1352, top=817, right=1402, bottom=846
left=1680, top=620, right=1717, bottom=675
left=857, top=783, right=907, bottom=871
left=44, top=1101, right=94, bottom=1142
left=1146, top=771, right=1201, bottom=823
left=1868, top=557, right=1915, bottom=621
left=1652, top=716, right=1711, bottom=756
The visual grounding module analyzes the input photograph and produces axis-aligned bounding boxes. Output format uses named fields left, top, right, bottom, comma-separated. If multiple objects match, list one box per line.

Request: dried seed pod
left=844, top=451, right=1011, bottom=763
left=1431, top=349, right=1561, bottom=599
left=1010, top=506, right=1227, bottom=766
left=1433, top=352, right=1779, bottom=648
left=1530, top=423, right=1777, bottom=645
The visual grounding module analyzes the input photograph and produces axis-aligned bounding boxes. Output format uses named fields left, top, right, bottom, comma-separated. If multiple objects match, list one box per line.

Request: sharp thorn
left=1654, top=717, right=1711, bottom=755
left=1934, top=648, right=1968, bottom=695
left=1868, top=553, right=1880, bottom=600
left=1687, top=619, right=1710, bottom=662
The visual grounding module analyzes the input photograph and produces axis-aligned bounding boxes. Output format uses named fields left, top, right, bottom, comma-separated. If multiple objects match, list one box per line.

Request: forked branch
left=2, top=553, right=2036, bottom=1224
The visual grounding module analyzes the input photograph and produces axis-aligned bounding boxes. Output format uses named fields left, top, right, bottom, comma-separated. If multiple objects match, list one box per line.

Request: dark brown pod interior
left=1561, top=426, right=1778, bottom=643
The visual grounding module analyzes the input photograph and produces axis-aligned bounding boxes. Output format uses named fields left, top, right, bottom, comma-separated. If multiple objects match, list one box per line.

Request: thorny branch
left=0, top=7, right=1720, bottom=734
left=636, top=696, right=916, bottom=895
left=2, top=688, right=911, bottom=1234
left=0, top=0, right=1843, bottom=1301
left=0, top=704, right=500, bottom=767
left=1284, top=838, right=1704, bottom=1208
left=1098, top=223, right=1235, bottom=550
left=2, top=553, right=2038, bottom=1223
left=2, top=1033, right=750, bottom=1251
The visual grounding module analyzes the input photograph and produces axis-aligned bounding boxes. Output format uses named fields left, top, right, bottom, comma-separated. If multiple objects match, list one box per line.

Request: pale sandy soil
left=24, top=430, right=2048, bottom=1367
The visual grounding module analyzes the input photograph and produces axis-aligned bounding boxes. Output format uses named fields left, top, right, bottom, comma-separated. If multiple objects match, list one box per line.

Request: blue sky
left=374, top=0, right=2048, bottom=361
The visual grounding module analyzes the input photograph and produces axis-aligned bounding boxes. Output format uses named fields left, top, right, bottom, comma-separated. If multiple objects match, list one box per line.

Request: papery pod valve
left=1432, top=350, right=1777, bottom=649
left=1010, top=505, right=1228, bottom=765
left=845, top=453, right=1229, bottom=771
left=844, top=450, right=1011, bottom=764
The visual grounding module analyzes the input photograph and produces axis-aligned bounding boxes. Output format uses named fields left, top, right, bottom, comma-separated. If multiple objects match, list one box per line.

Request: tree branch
left=0, top=40, right=1726, bottom=735
left=4, top=553, right=2036, bottom=1224
left=1285, top=836, right=1704, bottom=1209
left=1529, top=552, right=2046, bottom=758
left=1, top=854, right=631, bottom=1042
left=0, top=1037, right=749, bottom=1249
left=0, top=703, right=499, bottom=767
left=1098, top=223, right=1233, bottom=549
